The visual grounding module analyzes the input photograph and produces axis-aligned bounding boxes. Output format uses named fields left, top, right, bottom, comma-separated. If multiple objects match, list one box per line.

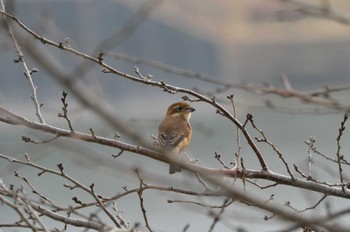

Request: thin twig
left=112, top=201, right=128, bottom=228
left=135, top=169, right=153, bottom=232
left=336, top=113, right=348, bottom=193
left=208, top=198, right=230, bottom=232
left=21, top=135, right=60, bottom=144
left=168, top=198, right=233, bottom=209
left=214, top=151, right=230, bottom=169
left=306, top=136, right=316, bottom=177
left=298, top=194, right=327, bottom=213
left=13, top=170, right=56, bottom=207
left=247, top=114, right=294, bottom=180
left=194, top=173, right=215, bottom=192
left=89, top=183, right=123, bottom=229
left=58, top=91, right=74, bottom=132
left=0, top=1, right=45, bottom=124
left=228, top=94, right=241, bottom=169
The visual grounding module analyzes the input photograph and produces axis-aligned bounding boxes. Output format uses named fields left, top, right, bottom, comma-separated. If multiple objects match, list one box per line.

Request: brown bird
left=158, top=102, right=195, bottom=174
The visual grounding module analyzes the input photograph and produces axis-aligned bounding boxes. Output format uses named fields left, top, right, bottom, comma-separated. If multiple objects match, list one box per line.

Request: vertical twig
left=307, top=136, right=316, bottom=177
left=135, top=169, right=153, bottom=232
left=58, top=91, right=74, bottom=132
left=336, top=113, right=348, bottom=192
left=112, top=201, right=128, bottom=228
left=248, top=114, right=294, bottom=180
left=0, top=0, right=45, bottom=124
left=227, top=94, right=241, bottom=169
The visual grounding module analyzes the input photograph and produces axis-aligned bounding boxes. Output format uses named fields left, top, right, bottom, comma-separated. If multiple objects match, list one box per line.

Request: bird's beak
left=186, top=107, right=195, bottom=112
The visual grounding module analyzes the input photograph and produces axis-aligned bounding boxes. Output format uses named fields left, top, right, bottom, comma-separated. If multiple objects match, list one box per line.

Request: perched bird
left=158, top=102, right=195, bottom=174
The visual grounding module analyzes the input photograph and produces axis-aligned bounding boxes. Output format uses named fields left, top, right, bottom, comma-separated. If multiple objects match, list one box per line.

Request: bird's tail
left=169, top=163, right=182, bottom=174
left=167, top=149, right=184, bottom=174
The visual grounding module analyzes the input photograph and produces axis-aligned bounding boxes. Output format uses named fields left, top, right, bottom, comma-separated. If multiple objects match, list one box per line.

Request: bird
left=158, top=102, right=195, bottom=174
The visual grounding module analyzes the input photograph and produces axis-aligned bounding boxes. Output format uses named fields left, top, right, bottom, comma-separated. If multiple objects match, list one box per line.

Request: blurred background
left=1, top=0, right=350, bottom=231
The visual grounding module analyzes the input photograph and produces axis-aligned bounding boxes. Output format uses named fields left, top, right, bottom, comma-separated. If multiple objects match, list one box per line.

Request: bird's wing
left=158, top=131, right=185, bottom=148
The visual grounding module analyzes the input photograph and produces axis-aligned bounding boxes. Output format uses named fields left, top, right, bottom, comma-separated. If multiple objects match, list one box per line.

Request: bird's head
left=165, top=102, right=195, bottom=121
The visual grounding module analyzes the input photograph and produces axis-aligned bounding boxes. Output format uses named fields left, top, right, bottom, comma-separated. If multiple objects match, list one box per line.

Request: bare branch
left=57, top=91, right=74, bottom=132
left=208, top=198, right=230, bottom=232
left=336, top=113, right=348, bottom=192
left=0, top=1, right=45, bottom=124
left=2, top=2, right=350, bottom=231
left=90, top=183, right=123, bottom=229
left=306, top=136, right=316, bottom=177
left=277, top=0, right=350, bottom=25
left=305, top=138, right=350, bottom=166
left=298, top=194, right=328, bottom=213
left=135, top=169, right=153, bottom=232
left=228, top=94, right=241, bottom=169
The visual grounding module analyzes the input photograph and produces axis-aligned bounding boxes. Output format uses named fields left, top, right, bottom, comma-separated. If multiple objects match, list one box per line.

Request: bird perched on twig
left=158, top=102, right=195, bottom=174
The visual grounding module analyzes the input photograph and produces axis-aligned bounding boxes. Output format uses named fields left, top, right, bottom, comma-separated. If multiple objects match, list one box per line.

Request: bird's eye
left=176, top=106, right=183, bottom=111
